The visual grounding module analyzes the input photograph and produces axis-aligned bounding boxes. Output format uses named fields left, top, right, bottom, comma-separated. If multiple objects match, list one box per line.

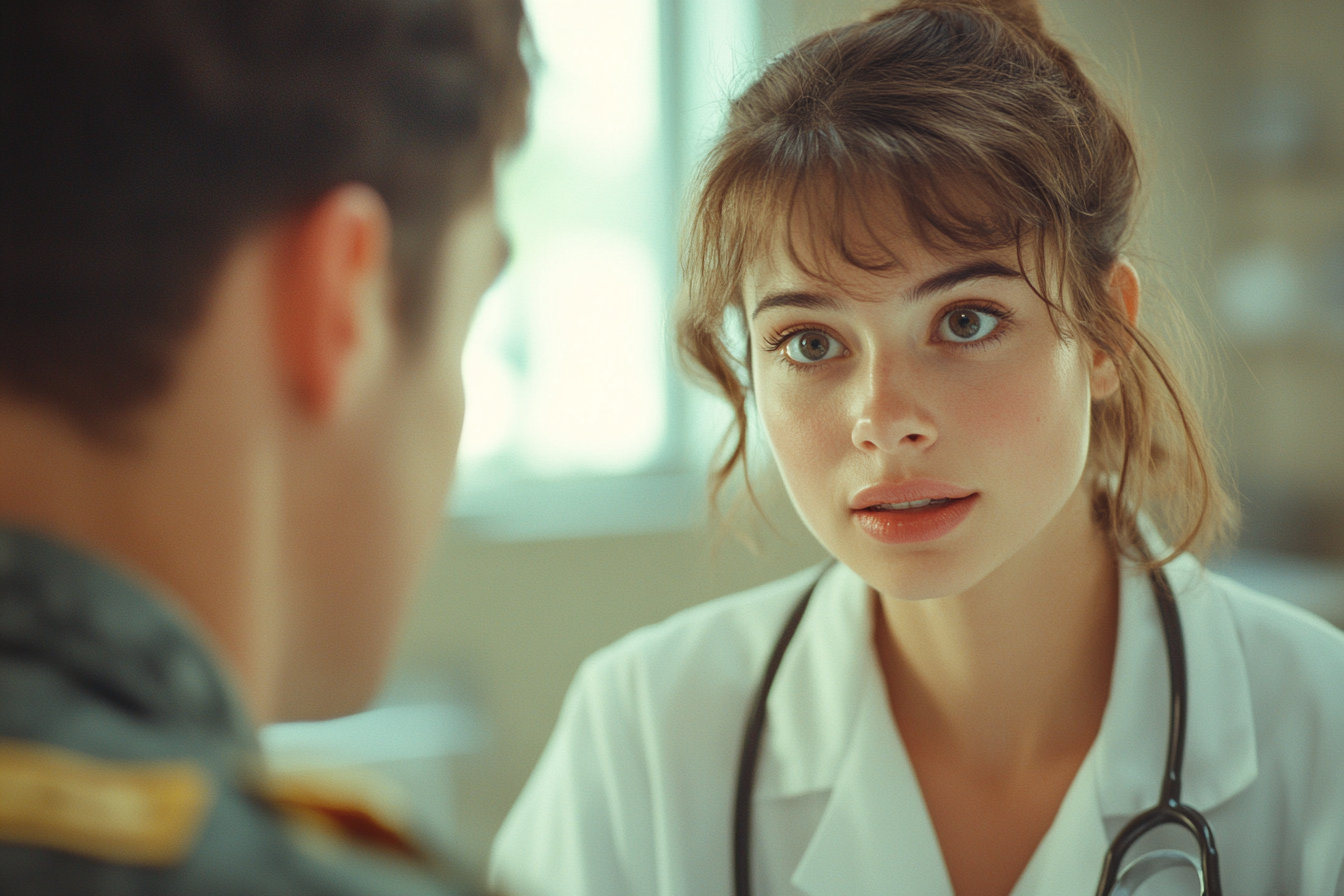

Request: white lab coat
left=490, top=554, right=1344, bottom=896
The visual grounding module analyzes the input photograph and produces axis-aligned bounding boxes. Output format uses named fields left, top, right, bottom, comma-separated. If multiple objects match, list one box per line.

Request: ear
left=1089, top=258, right=1140, bottom=401
left=273, top=184, right=392, bottom=419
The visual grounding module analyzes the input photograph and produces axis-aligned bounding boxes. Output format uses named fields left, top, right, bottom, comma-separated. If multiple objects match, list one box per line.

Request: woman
left=489, top=2, right=1344, bottom=894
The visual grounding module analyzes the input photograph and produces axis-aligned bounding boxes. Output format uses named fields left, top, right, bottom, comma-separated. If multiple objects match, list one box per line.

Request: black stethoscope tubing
left=732, top=563, right=1224, bottom=896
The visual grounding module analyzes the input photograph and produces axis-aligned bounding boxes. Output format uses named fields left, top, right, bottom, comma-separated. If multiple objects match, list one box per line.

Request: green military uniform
left=0, top=525, right=487, bottom=896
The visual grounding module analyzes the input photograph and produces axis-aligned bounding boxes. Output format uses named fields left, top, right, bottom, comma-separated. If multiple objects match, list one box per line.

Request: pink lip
left=849, top=479, right=979, bottom=545
left=849, top=479, right=976, bottom=510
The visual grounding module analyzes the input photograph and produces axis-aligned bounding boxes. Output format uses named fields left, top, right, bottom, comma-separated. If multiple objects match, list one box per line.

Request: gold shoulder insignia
left=0, top=737, right=214, bottom=866
left=263, top=770, right=425, bottom=861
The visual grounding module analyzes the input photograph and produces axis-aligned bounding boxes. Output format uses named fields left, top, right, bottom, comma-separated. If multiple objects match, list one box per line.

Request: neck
left=0, top=329, right=287, bottom=726
left=875, top=485, right=1119, bottom=773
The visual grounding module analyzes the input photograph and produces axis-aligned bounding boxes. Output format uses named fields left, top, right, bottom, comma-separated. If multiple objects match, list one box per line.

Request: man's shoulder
left=0, top=525, right=479, bottom=895
left=0, top=728, right=481, bottom=896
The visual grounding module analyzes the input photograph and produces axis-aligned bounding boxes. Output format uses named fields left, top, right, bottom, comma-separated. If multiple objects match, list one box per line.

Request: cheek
left=417, top=309, right=472, bottom=475
left=381, top=331, right=468, bottom=573
left=410, top=354, right=465, bottom=511
left=752, top=366, right=851, bottom=506
left=760, top=389, right=839, bottom=456
left=442, top=327, right=472, bottom=467
left=968, top=343, right=1092, bottom=472
left=438, top=374, right=467, bottom=490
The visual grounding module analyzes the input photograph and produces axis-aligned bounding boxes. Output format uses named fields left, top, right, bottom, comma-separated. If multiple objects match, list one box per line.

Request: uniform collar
left=0, top=524, right=255, bottom=750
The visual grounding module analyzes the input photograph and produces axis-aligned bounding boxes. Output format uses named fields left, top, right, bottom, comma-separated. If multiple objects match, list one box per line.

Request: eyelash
left=759, top=325, right=847, bottom=372
left=938, top=302, right=1014, bottom=349
left=761, top=326, right=830, bottom=354
left=760, top=302, right=1014, bottom=368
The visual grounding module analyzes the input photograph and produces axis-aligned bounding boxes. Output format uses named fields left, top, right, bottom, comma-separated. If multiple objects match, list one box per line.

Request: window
left=450, top=0, right=760, bottom=539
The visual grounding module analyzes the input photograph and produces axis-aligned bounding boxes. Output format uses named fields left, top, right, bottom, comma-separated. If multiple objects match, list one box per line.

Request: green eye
left=784, top=331, right=843, bottom=363
left=940, top=309, right=999, bottom=343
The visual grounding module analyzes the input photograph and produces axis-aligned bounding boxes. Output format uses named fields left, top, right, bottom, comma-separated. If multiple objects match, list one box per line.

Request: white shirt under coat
left=489, top=554, right=1344, bottom=896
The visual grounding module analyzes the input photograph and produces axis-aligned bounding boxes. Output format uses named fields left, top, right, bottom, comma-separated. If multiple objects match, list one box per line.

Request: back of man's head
left=0, top=0, right=529, bottom=724
left=0, top=4, right=529, bottom=886
left=1, top=0, right=527, bottom=442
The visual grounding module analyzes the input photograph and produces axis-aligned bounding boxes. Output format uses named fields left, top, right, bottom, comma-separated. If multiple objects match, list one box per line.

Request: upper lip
left=849, top=479, right=976, bottom=510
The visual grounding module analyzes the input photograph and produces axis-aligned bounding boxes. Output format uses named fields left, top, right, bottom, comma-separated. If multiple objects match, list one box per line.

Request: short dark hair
left=1, top=0, right=528, bottom=439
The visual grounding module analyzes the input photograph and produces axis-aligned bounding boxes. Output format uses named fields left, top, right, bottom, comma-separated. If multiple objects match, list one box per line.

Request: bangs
left=692, top=131, right=1066, bottom=314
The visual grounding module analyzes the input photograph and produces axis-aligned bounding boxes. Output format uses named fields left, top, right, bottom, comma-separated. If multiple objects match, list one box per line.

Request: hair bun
left=977, top=0, right=1045, bottom=34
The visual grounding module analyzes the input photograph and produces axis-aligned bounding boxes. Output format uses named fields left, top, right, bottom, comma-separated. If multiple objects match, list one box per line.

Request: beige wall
left=396, top=481, right=827, bottom=861
left=390, top=0, right=1343, bottom=868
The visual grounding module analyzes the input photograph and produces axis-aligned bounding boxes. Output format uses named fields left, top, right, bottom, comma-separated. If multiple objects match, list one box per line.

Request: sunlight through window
left=453, top=0, right=759, bottom=538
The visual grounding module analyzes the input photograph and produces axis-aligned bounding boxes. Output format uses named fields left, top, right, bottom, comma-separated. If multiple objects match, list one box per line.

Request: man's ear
left=273, top=183, right=392, bottom=420
left=1090, top=258, right=1141, bottom=400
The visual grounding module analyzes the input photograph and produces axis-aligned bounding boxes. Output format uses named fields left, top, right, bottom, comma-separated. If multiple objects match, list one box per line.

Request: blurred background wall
left=264, top=0, right=1344, bottom=870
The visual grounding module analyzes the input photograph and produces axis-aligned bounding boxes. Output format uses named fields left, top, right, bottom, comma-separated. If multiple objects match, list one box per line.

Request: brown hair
left=1, top=0, right=528, bottom=442
left=677, top=0, right=1234, bottom=564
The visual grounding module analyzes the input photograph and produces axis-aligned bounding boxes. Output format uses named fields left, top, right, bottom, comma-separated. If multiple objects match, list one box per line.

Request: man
left=0, top=1, right=527, bottom=892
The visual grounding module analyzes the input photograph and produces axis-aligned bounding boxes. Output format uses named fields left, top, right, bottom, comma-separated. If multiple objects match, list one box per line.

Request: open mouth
left=851, top=493, right=978, bottom=543
left=864, top=497, right=956, bottom=511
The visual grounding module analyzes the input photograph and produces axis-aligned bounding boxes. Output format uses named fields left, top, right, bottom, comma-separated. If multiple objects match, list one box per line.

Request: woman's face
left=744, top=226, right=1113, bottom=602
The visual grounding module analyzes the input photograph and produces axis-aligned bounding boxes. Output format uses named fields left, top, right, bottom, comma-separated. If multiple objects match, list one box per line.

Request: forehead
left=741, top=215, right=1030, bottom=307
left=734, top=176, right=1026, bottom=302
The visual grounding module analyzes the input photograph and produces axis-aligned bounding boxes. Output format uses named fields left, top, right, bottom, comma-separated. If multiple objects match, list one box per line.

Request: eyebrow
left=907, top=260, right=1023, bottom=302
left=749, top=259, right=1024, bottom=320
left=749, top=291, right=840, bottom=320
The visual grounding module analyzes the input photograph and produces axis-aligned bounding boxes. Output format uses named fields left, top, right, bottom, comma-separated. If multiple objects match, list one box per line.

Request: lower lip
left=852, top=495, right=978, bottom=544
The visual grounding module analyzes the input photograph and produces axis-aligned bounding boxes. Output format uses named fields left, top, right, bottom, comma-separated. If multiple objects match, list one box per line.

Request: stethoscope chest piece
left=1112, top=849, right=1203, bottom=896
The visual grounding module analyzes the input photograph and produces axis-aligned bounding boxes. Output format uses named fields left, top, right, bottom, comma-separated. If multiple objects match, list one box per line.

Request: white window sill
left=448, top=469, right=709, bottom=542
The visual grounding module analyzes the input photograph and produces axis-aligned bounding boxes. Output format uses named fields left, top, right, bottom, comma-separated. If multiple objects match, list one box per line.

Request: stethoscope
left=732, top=563, right=1224, bottom=896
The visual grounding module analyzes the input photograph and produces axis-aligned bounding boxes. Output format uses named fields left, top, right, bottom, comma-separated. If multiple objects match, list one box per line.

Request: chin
left=273, top=580, right=407, bottom=722
left=275, top=652, right=390, bottom=722
left=860, top=561, right=981, bottom=602
left=837, top=536, right=1000, bottom=602
left=318, top=670, right=386, bottom=720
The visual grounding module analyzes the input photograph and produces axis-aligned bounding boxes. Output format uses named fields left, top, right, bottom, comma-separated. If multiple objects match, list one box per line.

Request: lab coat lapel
left=1008, top=750, right=1111, bottom=895
left=748, top=563, right=952, bottom=895
left=753, top=562, right=873, bottom=801
left=790, top=670, right=955, bottom=896
left=1094, top=554, right=1257, bottom=820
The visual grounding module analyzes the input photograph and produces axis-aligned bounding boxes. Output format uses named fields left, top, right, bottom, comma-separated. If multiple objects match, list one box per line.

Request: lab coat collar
left=752, top=561, right=873, bottom=801
left=786, top=661, right=1118, bottom=896
left=754, top=554, right=1259, bottom=813
left=791, top=667, right=955, bottom=895
left=1093, top=551, right=1258, bottom=818
left=754, top=552, right=1258, bottom=895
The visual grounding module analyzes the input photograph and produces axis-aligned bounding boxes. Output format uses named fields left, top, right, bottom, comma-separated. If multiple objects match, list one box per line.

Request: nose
left=850, top=363, right=937, bottom=454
